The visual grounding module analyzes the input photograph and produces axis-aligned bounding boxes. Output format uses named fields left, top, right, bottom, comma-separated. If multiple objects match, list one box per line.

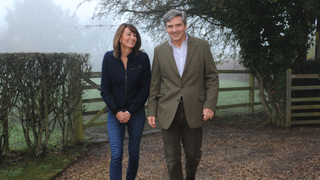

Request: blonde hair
left=113, top=23, right=141, bottom=58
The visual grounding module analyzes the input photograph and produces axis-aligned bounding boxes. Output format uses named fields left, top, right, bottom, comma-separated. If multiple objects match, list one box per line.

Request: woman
left=100, top=23, right=151, bottom=180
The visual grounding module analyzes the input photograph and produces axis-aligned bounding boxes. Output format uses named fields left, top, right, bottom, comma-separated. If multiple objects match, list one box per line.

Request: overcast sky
left=0, top=0, right=96, bottom=25
left=0, top=0, right=154, bottom=71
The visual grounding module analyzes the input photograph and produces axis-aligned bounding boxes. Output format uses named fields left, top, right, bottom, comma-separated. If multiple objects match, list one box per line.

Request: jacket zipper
left=131, top=65, right=142, bottom=70
left=125, top=68, right=128, bottom=100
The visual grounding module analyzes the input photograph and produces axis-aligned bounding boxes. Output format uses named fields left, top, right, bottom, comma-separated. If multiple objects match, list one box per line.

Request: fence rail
left=82, top=70, right=261, bottom=116
left=76, top=70, right=263, bottom=143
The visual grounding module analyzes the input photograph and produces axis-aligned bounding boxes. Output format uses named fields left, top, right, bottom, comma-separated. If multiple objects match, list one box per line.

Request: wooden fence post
left=249, top=74, right=254, bottom=114
left=70, top=65, right=83, bottom=145
left=286, top=69, right=292, bottom=127
left=315, top=18, right=320, bottom=61
left=73, top=96, right=83, bottom=144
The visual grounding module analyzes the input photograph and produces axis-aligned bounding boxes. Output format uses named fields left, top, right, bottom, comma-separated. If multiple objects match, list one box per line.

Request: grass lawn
left=0, top=145, right=86, bottom=180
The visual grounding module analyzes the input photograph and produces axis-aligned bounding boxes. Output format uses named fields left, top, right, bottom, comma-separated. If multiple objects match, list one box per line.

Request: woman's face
left=120, top=27, right=137, bottom=50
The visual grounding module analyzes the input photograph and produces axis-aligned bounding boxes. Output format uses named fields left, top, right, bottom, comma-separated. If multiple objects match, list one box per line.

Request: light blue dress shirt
left=168, top=33, right=188, bottom=77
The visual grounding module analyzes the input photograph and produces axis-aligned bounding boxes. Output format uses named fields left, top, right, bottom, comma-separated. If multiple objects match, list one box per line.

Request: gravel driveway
left=55, top=123, right=320, bottom=180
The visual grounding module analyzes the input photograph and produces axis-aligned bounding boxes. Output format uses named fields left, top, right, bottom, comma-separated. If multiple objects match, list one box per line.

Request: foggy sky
left=0, top=0, right=155, bottom=72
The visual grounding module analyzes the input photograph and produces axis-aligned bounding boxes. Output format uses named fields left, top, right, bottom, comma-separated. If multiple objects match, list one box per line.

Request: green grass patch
left=8, top=121, right=65, bottom=151
left=0, top=146, right=85, bottom=180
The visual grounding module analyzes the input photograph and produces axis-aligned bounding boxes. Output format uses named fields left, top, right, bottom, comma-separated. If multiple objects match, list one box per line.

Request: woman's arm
left=100, top=52, right=119, bottom=112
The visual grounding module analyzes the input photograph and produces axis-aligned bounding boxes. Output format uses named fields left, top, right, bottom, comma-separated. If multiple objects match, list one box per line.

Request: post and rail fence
left=76, top=69, right=320, bottom=143
left=2, top=68, right=319, bottom=147
left=74, top=70, right=261, bottom=143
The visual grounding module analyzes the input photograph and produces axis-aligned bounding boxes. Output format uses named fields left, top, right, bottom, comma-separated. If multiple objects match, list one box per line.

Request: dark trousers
left=161, top=102, right=202, bottom=180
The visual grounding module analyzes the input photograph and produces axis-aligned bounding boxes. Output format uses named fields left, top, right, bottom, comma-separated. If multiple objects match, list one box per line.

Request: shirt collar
left=168, top=33, right=188, bottom=48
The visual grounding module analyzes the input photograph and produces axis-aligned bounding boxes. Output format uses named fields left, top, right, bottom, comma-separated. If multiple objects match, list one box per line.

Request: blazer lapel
left=164, top=42, right=180, bottom=76
left=183, top=36, right=197, bottom=76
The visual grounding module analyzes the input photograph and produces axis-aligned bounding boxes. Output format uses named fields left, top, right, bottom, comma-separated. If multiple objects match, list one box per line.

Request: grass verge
left=0, top=145, right=88, bottom=180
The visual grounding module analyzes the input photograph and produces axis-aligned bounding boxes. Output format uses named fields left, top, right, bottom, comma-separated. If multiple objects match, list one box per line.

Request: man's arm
left=203, top=41, right=219, bottom=117
left=147, top=47, right=161, bottom=127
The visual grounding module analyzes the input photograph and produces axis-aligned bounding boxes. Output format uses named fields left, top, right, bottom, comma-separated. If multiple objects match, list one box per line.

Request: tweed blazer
left=147, top=35, right=219, bottom=129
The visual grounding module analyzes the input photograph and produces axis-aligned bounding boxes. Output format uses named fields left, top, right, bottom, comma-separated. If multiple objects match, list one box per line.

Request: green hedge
left=0, top=53, right=92, bottom=157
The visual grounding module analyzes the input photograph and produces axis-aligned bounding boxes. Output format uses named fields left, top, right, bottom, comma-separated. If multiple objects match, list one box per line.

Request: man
left=147, top=9, right=219, bottom=180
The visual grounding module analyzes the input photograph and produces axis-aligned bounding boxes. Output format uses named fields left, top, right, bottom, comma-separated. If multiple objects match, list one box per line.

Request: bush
left=0, top=53, right=92, bottom=157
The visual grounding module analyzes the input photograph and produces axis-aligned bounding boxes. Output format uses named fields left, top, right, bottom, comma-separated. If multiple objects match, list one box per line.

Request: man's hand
left=203, top=108, right=214, bottom=121
left=147, top=116, right=157, bottom=128
left=116, top=111, right=130, bottom=123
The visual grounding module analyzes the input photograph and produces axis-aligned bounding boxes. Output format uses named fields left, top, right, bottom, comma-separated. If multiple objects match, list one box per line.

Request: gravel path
left=55, top=124, right=320, bottom=180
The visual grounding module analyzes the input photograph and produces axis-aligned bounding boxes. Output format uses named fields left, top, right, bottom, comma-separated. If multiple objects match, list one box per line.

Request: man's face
left=165, top=16, right=187, bottom=45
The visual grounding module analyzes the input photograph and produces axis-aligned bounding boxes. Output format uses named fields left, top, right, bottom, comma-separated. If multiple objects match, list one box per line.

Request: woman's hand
left=116, top=111, right=131, bottom=123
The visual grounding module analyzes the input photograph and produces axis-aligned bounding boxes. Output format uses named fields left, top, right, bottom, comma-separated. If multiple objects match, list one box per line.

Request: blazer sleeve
left=127, top=53, right=151, bottom=114
left=100, top=52, right=118, bottom=111
left=203, top=41, right=219, bottom=111
left=147, top=47, right=161, bottom=117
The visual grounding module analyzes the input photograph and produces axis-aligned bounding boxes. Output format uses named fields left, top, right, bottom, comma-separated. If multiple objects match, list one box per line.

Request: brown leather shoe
left=185, top=177, right=195, bottom=180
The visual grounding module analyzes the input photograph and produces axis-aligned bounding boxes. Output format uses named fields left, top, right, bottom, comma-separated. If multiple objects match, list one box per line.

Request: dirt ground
left=54, top=114, right=320, bottom=180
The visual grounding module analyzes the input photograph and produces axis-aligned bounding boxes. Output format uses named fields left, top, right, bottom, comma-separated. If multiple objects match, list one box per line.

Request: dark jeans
left=161, top=102, right=202, bottom=180
left=107, top=108, right=145, bottom=180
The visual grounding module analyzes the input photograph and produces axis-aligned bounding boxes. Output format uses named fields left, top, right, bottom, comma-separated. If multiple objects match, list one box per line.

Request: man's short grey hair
left=163, top=9, right=187, bottom=26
